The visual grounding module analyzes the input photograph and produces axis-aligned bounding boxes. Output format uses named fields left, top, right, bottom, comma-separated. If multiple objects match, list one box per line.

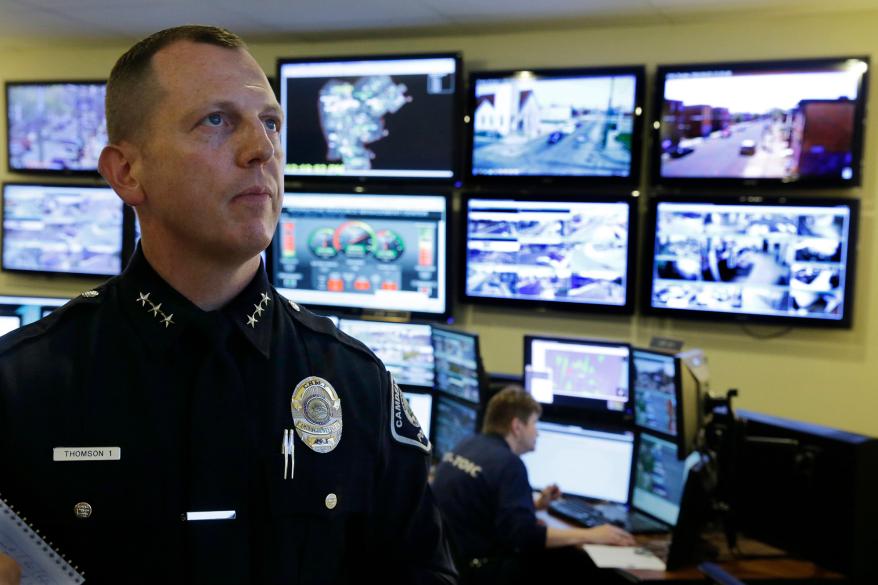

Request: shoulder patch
left=389, top=373, right=431, bottom=454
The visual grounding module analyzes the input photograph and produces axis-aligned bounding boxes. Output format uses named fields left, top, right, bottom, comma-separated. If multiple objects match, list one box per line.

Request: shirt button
left=74, top=502, right=93, bottom=519
left=325, top=493, right=338, bottom=510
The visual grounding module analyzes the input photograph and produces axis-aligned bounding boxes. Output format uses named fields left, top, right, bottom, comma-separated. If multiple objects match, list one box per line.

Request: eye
left=203, top=112, right=225, bottom=127
left=264, top=117, right=280, bottom=133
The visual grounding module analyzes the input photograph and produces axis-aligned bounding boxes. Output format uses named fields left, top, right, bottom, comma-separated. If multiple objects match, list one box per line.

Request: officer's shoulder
left=0, top=283, right=111, bottom=357
left=276, top=294, right=383, bottom=367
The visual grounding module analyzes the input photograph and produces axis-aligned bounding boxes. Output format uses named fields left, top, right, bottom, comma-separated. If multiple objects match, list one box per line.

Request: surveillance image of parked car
left=659, top=66, right=863, bottom=181
left=471, top=74, right=637, bottom=177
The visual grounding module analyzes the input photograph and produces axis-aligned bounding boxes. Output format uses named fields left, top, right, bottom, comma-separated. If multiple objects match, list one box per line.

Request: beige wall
left=1, top=10, right=876, bottom=435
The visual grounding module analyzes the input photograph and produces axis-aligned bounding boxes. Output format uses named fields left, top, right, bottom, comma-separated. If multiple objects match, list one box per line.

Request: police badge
left=291, top=376, right=342, bottom=454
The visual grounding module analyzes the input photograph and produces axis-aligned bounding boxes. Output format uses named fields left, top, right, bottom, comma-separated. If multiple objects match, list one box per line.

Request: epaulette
left=0, top=284, right=110, bottom=356
left=277, top=294, right=385, bottom=368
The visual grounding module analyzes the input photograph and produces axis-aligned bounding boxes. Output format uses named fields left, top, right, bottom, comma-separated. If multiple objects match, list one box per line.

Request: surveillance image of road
left=2, top=185, right=122, bottom=276
left=471, top=74, right=637, bottom=177
left=659, top=66, right=864, bottom=181
left=318, top=75, right=411, bottom=171
left=466, top=201, right=629, bottom=306
left=7, top=84, right=106, bottom=172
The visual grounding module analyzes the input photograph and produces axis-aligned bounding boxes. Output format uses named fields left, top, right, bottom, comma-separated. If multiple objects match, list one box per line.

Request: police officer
left=432, top=387, right=634, bottom=585
left=0, top=26, right=456, bottom=585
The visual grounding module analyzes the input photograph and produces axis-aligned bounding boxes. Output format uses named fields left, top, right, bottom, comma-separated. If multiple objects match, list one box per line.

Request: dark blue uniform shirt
left=0, top=248, right=457, bottom=584
left=431, top=433, right=546, bottom=562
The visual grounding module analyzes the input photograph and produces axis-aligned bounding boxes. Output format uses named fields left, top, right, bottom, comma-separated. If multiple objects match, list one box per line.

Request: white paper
left=583, top=544, right=667, bottom=571
left=0, top=496, right=85, bottom=585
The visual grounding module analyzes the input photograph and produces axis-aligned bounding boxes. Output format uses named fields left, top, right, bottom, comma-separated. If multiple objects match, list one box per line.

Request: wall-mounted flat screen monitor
left=468, top=66, right=644, bottom=186
left=523, top=421, right=635, bottom=504
left=5, top=81, right=107, bottom=176
left=338, top=318, right=434, bottom=389
left=0, top=295, right=69, bottom=334
left=431, top=326, right=482, bottom=404
left=2, top=183, right=124, bottom=277
left=462, top=195, right=635, bottom=314
left=277, top=53, right=461, bottom=182
left=432, top=394, right=480, bottom=463
left=644, top=196, right=859, bottom=327
left=524, top=335, right=631, bottom=418
left=272, top=192, right=449, bottom=319
left=652, top=57, right=869, bottom=188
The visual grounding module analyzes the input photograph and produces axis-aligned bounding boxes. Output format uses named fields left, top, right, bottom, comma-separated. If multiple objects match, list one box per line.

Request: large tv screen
left=468, top=66, right=644, bottom=185
left=462, top=194, right=635, bottom=313
left=652, top=57, right=869, bottom=187
left=5, top=81, right=107, bottom=176
left=271, top=192, right=449, bottom=319
left=1, top=183, right=124, bottom=277
left=644, top=196, right=859, bottom=327
left=277, top=53, right=461, bottom=182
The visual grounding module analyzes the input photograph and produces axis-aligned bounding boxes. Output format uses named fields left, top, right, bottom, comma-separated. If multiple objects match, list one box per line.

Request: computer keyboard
left=548, top=498, right=606, bottom=528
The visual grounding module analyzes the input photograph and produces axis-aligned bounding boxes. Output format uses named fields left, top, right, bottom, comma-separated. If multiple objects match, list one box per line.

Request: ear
left=99, top=143, right=145, bottom=206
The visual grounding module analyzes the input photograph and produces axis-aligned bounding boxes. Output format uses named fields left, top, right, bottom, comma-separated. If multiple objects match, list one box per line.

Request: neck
left=504, top=434, right=522, bottom=456
left=141, top=238, right=260, bottom=311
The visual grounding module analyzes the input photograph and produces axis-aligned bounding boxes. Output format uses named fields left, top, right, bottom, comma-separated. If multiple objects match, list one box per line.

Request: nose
left=237, top=118, right=275, bottom=168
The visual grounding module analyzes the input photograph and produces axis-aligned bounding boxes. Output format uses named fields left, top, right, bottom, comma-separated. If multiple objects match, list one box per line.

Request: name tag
left=53, top=447, right=122, bottom=461
left=185, top=510, right=236, bottom=521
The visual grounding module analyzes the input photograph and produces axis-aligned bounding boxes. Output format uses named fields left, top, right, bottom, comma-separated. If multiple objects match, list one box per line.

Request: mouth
left=233, top=185, right=274, bottom=203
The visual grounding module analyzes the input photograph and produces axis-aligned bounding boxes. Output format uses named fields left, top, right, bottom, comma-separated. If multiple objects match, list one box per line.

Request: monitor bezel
left=523, top=333, right=633, bottom=423
left=401, top=388, right=435, bottom=442
left=270, top=189, right=453, bottom=322
left=650, top=56, right=870, bottom=190
left=465, top=65, right=646, bottom=189
left=459, top=191, right=638, bottom=315
left=430, top=324, right=486, bottom=405
left=5, top=80, right=107, bottom=178
left=276, top=52, right=464, bottom=186
left=641, top=194, right=860, bottom=328
left=1, top=181, right=126, bottom=279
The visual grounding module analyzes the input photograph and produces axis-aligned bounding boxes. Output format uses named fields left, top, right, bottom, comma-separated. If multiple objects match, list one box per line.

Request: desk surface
left=537, top=510, right=845, bottom=583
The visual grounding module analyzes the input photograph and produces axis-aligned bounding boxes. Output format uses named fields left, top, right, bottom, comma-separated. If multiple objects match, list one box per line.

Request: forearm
left=545, top=526, right=593, bottom=548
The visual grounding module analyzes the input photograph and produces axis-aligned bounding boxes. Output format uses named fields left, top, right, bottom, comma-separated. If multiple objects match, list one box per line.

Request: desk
left=537, top=510, right=845, bottom=583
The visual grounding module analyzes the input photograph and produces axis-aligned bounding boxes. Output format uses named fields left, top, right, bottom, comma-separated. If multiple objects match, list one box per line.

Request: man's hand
left=534, top=483, right=561, bottom=511
left=585, top=524, right=636, bottom=546
left=0, top=554, right=21, bottom=585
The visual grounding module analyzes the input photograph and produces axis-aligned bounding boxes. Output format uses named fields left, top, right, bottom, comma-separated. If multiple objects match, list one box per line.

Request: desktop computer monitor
left=402, top=391, right=433, bottom=438
left=431, top=326, right=482, bottom=404
left=337, top=318, right=434, bottom=389
left=631, top=432, right=701, bottom=527
left=632, top=348, right=679, bottom=439
left=432, top=394, right=480, bottom=462
left=0, top=295, right=70, bottom=332
left=522, top=421, right=634, bottom=504
left=678, top=349, right=710, bottom=459
left=524, top=335, right=631, bottom=419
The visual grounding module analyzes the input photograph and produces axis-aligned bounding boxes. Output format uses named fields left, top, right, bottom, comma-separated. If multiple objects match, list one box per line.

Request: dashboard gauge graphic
left=373, top=229, right=405, bottom=262
left=308, top=227, right=338, bottom=258
left=333, top=221, right=375, bottom=258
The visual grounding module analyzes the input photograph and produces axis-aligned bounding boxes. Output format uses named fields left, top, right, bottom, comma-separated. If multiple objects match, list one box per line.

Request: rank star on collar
left=137, top=292, right=151, bottom=307
left=244, top=291, right=272, bottom=329
left=134, top=292, right=175, bottom=329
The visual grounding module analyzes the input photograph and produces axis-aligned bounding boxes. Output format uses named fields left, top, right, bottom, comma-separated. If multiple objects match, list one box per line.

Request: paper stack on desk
left=1, top=495, right=85, bottom=585
left=583, top=544, right=667, bottom=571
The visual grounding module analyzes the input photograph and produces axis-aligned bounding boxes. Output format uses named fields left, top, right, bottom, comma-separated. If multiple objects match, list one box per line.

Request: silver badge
left=291, top=376, right=342, bottom=453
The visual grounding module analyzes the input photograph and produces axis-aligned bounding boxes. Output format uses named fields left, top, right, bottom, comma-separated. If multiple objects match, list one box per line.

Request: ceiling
left=0, top=0, right=875, bottom=45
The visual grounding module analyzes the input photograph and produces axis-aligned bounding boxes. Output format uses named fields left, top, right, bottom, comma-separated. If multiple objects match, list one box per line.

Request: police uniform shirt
left=0, top=247, right=457, bottom=585
left=431, top=433, right=546, bottom=562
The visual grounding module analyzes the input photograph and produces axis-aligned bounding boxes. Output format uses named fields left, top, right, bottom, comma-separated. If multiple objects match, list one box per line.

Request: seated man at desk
left=432, top=386, right=634, bottom=585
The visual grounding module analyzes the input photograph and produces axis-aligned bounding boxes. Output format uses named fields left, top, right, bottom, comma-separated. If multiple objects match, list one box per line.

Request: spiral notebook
left=0, top=495, right=85, bottom=584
